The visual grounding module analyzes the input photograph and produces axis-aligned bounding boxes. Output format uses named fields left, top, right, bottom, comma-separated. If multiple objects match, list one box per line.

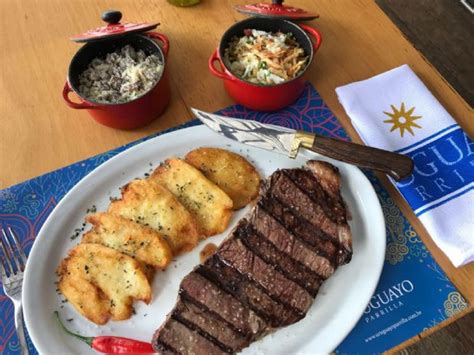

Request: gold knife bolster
left=289, top=131, right=316, bottom=158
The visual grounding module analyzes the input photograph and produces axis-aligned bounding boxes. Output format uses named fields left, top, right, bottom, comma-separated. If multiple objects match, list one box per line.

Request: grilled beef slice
left=152, top=160, right=353, bottom=353
left=235, top=223, right=323, bottom=297
left=250, top=206, right=335, bottom=279
left=265, top=169, right=352, bottom=264
left=257, top=194, right=342, bottom=265
left=172, top=299, right=249, bottom=352
left=199, top=254, right=303, bottom=326
left=154, top=318, right=225, bottom=355
left=179, top=272, right=266, bottom=337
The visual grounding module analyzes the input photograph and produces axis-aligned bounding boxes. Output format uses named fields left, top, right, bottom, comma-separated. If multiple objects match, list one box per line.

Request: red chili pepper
left=54, top=311, right=155, bottom=354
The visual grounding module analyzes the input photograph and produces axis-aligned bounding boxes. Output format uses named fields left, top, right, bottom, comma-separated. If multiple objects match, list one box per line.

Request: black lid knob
left=101, top=10, right=122, bottom=24
left=272, top=0, right=284, bottom=4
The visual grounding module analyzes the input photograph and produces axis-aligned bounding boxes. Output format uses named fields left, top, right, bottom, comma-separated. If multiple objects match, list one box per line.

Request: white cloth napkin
left=336, top=64, right=474, bottom=267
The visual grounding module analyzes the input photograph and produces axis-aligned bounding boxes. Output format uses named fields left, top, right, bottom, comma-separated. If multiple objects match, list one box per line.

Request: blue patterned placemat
left=0, top=83, right=468, bottom=354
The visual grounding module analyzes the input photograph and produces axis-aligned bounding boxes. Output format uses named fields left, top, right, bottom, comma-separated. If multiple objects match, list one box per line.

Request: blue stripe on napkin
left=396, top=127, right=474, bottom=216
left=394, top=124, right=459, bottom=153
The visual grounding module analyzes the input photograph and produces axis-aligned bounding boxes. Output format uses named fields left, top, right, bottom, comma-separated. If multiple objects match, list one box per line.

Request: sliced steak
left=172, top=299, right=248, bottom=352
left=199, top=253, right=302, bottom=326
left=306, top=161, right=344, bottom=200
left=258, top=194, right=344, bottom=265
left=152, top=160, right=353, bottom=354
left=236, top=222, right=323, bottom=296
left=217, top=235, right=313, bottom=314
left=283, top=168, right=347, bottom=224
left=305, top=160, right=353, bottom=260
left=250, top=206, right=335, bottom=279
left=153, top=318, right=225, bottom=355
left=179, top=272, right=266, bottom=337
left=266, top=170, right=352, bottom=257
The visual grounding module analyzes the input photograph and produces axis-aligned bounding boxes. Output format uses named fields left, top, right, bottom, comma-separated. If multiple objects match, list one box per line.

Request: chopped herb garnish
left=86, top=205, right=97, bottom=214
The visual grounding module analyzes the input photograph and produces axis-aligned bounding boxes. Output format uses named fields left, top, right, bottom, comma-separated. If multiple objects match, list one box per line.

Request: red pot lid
left=234, top=0, right=319, bottom=21
left=71, top=10, right=159, bottom=43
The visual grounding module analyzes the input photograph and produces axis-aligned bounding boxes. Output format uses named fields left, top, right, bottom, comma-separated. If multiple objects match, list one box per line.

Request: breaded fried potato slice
left=185, top=147, right=261, bottom=210
left=109, top=179, right=199, bottom=255
left=57, top=244, right=151, bottom=324
left=83, top=212, right=172, bottom=269
left=57, top=271, right=110, bottom=325
left=151, top=158, right=233, bottom=237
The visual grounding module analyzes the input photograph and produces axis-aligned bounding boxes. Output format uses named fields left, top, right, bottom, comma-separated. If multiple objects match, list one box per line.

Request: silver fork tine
left=2, top=228, right=21, bottom=272
left=8, top=227, right=27, bottom=267
left=0, top=256, right=7, bottom=281
left=0, top=231, right=14, bottom=275
left=0, top=228, right=29, bottom=355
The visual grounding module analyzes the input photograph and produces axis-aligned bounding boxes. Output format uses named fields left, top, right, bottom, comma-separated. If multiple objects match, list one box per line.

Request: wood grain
left=376, top=0, right=474, bottom=107
left=0, top=0, right=473, bottom=352
left=394, top=311, right=474, bottom=355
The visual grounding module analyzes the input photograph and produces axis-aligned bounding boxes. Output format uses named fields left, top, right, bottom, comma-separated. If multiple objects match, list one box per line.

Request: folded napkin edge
left=334, top=65, right=474, bottom=268
left=335, top=64, right=412, bottom=94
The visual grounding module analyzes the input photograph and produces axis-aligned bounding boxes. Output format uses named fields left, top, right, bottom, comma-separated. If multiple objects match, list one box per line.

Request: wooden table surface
left=0, top=0, right=472, bottom=352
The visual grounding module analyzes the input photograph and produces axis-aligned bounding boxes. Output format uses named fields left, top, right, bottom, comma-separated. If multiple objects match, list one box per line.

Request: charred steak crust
left=258, top=194, right=340, bottom=264
left=250, top=206, right=335, bottom=279
left=217, top=236, right=313, bottom=314
left=283, top=169, right=347, bottom=224
left=172, top=299, right=247, bottom=353
left=155, top=318, right=225, bottom=355
left=236, top=223, right=323, bottom=297
left=264, top=169, right=352, bottom=264
left=199, top=253, right=303, bottom=326
left=179, top=272, right=267, bottom=337
left=152, top=161, right=353, bottom=353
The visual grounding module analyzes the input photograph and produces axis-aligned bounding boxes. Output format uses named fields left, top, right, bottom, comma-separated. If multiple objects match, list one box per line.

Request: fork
left=1, top=227, right=30, bottom=355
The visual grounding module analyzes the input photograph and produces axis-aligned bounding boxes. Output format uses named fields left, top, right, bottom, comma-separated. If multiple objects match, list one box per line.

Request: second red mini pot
left=209, top=17, right=321, bottom=112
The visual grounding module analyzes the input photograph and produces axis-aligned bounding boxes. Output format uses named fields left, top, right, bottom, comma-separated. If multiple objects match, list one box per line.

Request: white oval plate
left=23, top=125, right=385, bottom=354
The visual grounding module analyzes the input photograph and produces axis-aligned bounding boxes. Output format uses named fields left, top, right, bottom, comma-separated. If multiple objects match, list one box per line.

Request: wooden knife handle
left=308, top=135, right=414, bottom=181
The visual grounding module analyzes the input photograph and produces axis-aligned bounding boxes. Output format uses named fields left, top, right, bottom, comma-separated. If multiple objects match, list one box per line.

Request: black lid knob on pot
left=101, top=10, right=122, bottom=24
left=70, top=10, right=159, bottom=43
left=272, top=0, right=284, bottom=4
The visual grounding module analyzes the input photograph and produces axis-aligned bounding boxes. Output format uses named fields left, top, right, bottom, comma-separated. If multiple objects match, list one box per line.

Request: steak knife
left=191, top=108, right=413, bottom=181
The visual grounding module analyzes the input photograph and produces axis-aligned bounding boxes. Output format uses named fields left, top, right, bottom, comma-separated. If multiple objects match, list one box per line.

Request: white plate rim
left=22, top=125, right=386, bottom=354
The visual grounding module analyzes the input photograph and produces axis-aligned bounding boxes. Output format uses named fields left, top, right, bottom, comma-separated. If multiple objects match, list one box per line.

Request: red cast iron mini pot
left=209, top=17, right=321, bottom=111
left=63, top=12, right=170, bottom=130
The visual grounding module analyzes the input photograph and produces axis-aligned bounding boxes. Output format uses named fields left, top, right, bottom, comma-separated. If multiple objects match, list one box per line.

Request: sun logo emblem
left=383, top=102, right=422, bottom=137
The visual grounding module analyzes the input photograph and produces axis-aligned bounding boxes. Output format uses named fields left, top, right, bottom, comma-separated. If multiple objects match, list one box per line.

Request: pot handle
left=62, top=82, right=95, bottom=110
left=208, top=49, right=234, bottom=81
left=299, top=24, right=322, bottom=52
left=146, top=32, right=170, bottom=57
